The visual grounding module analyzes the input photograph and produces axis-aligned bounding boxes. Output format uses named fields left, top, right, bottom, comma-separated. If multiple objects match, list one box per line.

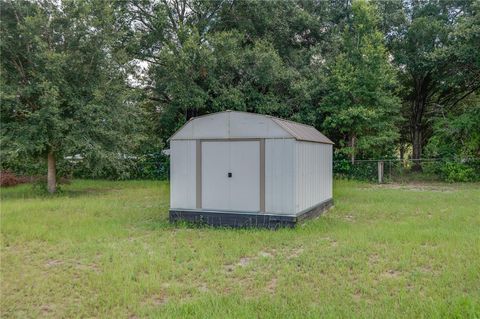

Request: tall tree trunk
left=410, top=75, right=429, bottom=172
left=47, top=151, right=56, bottom=193
left=349, top=134, right=356, bottom=164
left=412, top=127, right=422, bottom=171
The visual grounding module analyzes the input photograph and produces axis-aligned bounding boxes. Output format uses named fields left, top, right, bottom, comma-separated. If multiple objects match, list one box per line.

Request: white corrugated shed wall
left=170, top=140, right=196, bottom=209
left=265, top=139, right=295, bottom=215
left=294, top=141, right=333, bottom=214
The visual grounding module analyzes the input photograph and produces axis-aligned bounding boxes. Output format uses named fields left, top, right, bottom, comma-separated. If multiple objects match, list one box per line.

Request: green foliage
left=333, top=158, right=378, bottom=182
left=0, top=0, right=145, bottom=180
left=121, top=153, right=170, bottom=180
left=321, top=0, right=400, bottom=160
left=0, top=156, right=45, bottom=177
left=118, top=0, right=345, bottom=143
left=439, top=162, right=477, bottom=183
left=425, top=94, right=480, bottom=159
left=382, top=0, right=480, bottom=161
left=1, top=0, right=478, bottom=182
left=147, top=28, right=297, bottom=141
left=335, top=158, right=480, bottom=183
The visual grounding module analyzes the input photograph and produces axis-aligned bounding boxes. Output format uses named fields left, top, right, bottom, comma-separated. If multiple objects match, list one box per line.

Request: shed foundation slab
left=169, top=198, right=333, bottom=229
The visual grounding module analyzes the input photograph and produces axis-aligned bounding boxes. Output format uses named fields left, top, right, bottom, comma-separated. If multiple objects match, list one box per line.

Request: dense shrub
left=0, top=156, right=45, bottom=177
left=1, top=153, right=170, bottom=182
left=439, top=161, right=477, bottom=182
left=0, top=171, right=73, bottom=188
left=333, top=156, right=480, bottom=183
left=0, top=171, right=30, bottom=187
left=128, top=153, right=170, bottom=180
left=333, top=158, right=378, bottom=181
left=71, top=153, right=170, bottom=180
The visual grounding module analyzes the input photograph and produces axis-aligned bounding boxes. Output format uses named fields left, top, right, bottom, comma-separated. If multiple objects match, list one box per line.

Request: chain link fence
left=3, top=152, right=479, bottom=183
left=333, top=158, right=480, bottom=183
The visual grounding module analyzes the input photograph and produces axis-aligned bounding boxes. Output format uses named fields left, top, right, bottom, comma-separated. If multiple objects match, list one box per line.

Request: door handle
left=228, top=172, right=232, bottom=178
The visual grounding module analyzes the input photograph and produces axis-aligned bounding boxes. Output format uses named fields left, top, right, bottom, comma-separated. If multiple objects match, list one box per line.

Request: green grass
left=1, top=180, right=479, bottom=318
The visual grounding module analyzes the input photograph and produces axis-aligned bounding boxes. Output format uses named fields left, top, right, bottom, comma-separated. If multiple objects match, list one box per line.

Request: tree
left=120, top=0, right=324, bottom=142
left=320, top=0, right=400, bottom=163
left=0, top=0, right=143, bottom=193
left=213, top=0, right=352, bottom=126
left=425, top=93, right=480, bottom=159
left=148, top=28, right=297, bottom=141
left=386, top=0, right=480, bottom=169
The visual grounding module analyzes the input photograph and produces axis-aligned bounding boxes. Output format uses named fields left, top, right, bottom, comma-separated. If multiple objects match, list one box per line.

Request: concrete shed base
left=169, top=198, right=333, bottom=229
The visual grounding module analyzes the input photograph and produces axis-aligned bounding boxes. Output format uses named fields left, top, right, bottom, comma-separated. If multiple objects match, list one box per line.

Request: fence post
left=378, top=160, right=384, bottom=183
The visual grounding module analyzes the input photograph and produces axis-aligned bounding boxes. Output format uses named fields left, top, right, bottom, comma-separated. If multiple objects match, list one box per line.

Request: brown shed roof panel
left=272, top=118, right=334, bottom=144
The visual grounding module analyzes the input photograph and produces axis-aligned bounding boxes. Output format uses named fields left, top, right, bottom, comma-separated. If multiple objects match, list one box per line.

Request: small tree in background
left=321, top=0, right=400, bottom=163
left=0, top=0, right=143, bottom=193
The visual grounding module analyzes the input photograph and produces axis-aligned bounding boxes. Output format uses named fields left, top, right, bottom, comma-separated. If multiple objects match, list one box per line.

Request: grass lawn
left=1, top=180, right=479, bottom=318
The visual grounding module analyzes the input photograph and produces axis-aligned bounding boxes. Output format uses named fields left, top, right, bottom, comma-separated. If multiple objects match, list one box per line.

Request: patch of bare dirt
left=224, top=264, right=236, bottom=272
left=258, top=251, right=274, bottom=258
left=266, top=278, right=277, bottom=294
left=353, top=290, right=362, bottom=303
left=419, top=265, right=441, bottom=276
left=381, top=269, right=401, bottom=278
left=198, top=283, right=209, bottom=293
left=238, top=257, right=252, bottom=267
left=287, top=247, right=304, bottom=259
left=161, top=282, right=171, bottom=288
left=320, top=236, right=338, bottom=247
left=74, top=262, right=100, bottom=273
left=40, top=304, right=54, bottom=315
left=368, top=253, right=380, bottom=264
left=372, top=183, right=456, bottom=192
left=45, top=258, right=103, bottom=276
left=142, top=293, right=168, bottom=307
left=420, top=242, right=438, bottom=249
left=224, top=250, right=276, bottom=272
left=45, top=259, right=64, bottom=267
left=151, top=294, right=168, bottom=306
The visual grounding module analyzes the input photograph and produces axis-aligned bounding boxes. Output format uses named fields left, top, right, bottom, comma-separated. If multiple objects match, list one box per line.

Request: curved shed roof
left=170, top=111, right=334, bottom=144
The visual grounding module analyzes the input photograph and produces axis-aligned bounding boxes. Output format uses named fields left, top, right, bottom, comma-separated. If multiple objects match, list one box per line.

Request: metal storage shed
left=169, top=110, right=334, bottom=228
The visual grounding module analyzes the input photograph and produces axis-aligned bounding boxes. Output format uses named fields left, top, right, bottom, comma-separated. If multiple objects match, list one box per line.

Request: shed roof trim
left=271, top=117, right=333, bottom=144
left=170, top=111, right=334, bottom=144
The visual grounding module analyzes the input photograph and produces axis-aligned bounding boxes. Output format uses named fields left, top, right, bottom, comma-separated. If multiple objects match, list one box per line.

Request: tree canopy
left=1, top=0, right=479, bottom=189
left=321, top=1, right=400, bottom=162
left=1, top=0, right=145, bottom=191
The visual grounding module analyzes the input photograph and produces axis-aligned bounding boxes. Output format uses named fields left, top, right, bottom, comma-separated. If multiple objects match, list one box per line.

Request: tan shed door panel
left=202, top=142, right=230, bottom=210
left=201, top=141, right=260, bottom=212
left=229, top=141, right=260, bottom=211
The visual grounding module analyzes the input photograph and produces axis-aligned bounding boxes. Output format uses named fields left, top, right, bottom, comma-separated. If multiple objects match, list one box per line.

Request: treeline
left=1, top=0, right=479, bottom=191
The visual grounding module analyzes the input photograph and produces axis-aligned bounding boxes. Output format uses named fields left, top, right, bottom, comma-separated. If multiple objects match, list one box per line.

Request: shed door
left=202, top=141, right=260, bottom=212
